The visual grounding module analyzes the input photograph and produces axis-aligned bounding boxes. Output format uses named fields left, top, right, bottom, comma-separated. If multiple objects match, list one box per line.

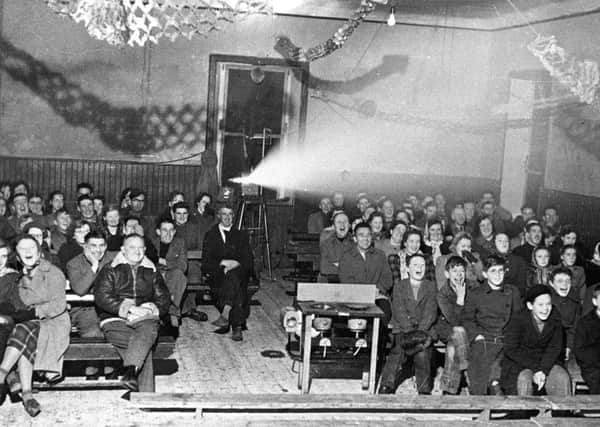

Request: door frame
left=206, top=54, right=309, bottom=194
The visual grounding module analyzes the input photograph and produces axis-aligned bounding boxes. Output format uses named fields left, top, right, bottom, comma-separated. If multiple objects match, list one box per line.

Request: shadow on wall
left=554, top=103, right=600, bottom=159
left=0, top=37, right=205, bottom=156
left=306, top=54, right=409, bottom=94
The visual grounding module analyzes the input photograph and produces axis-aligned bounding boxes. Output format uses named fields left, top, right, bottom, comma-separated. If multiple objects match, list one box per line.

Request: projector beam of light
left=225, top=140, right=417, bottom=197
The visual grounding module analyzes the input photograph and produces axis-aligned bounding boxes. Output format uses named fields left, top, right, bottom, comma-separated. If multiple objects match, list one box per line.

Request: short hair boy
left=435, top=255, right=473, bottom=394
left=548, top=267, right=581, bottom=361
left=462, top=255, right=522, bottom=395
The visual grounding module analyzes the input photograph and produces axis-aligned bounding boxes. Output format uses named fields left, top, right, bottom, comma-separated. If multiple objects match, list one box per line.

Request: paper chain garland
left=274, top=0, right=385, bottom=62
left=528, top=34, right=600, bottom=106
left=45, top=0, right=272, bottom=46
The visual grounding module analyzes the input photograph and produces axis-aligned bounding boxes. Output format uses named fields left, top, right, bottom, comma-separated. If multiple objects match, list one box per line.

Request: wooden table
left=295, top=283, right=383, bottom=395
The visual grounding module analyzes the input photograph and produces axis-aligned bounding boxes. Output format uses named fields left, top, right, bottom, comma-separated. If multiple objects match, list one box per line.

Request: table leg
left=368, top=317, right=380, bottom=394
left=301, top=314, right=314, bottom=394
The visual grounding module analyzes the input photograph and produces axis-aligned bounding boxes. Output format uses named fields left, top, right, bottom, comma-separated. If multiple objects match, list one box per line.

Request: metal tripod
left=236, top=195, right=272, bottom=280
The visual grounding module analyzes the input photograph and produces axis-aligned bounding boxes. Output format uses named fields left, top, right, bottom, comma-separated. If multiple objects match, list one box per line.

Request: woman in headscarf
left=0, top=235, right=70, bottom=417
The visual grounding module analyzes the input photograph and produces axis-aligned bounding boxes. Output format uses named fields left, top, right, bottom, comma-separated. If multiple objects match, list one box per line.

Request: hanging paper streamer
left=528, top=35, right=600, bottom=105
left=274, top=0, right=386, bottom=62
left=44, top=0, right=272, bottom=47
left=71, top=0, right=128, bottom=46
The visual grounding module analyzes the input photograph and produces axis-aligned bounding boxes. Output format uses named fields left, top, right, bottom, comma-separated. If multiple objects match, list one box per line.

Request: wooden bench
left=282, top=232, right=320, bottom=283
left=64, top=335, right=175, bottom=362
left=58, top=287, right=178, bottom=389
left=185, top=250, right=260, bottom=306
left=130, top=393, right=600, bottom=420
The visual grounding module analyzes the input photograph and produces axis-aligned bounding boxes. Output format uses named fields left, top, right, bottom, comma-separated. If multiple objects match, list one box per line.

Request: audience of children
left=309, top=190, right=600, bottom=396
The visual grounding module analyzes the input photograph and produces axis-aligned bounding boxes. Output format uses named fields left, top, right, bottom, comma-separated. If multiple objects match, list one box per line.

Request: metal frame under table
left=295, top=301, right=383, bottom=394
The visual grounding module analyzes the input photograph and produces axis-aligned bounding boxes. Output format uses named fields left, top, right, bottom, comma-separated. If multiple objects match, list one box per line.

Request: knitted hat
left=526, top=284, right=552, bottom=304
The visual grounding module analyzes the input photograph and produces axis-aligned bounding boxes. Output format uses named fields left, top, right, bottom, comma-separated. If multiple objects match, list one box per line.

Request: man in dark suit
left=202, top=204, right=253, bottom=341
left=149, top=218, right=187, bottom=327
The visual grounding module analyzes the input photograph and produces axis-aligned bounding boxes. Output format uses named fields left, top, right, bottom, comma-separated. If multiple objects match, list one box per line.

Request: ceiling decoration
left=274, top=0, right=387, bottom=62
left=44, top=0, right=273, bottom=46
left=272, top=0, right=600, bottom=31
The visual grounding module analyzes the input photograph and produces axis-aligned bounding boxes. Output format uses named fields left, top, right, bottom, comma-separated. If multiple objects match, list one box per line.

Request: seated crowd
left=1, top=180, right=600, bottom=415
left=310, top=191, right=600, bottom=396
left=0, top=181, right=256, bottom=417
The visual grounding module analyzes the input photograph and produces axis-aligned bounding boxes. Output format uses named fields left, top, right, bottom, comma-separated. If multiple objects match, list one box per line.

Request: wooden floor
left=0, top=270, right=597, bottom=425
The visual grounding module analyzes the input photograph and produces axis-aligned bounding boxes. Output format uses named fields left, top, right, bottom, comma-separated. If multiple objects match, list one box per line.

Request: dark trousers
left=439, top=326, right=469, bottom=394
left=581, top=367, right=600, bottom=394
left=468, top=339, right=503, bottom=395
left=380, top=335, right=433, bottom=394
left=101, top=319, right=159, bottom=392
left=211, top=267, right=248, bottom=328
left=0, top=317, right=15, bottom=360
left=375, top=298, right=392, bottom=327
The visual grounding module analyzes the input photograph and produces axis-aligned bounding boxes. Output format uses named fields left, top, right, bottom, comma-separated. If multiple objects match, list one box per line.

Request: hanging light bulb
left=250, top=66, right=265, bottom=84
left=387, top=6, right=396, bottom=26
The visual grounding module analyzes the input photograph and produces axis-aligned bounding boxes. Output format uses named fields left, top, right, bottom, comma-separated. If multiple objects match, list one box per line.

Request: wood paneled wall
left=539, top=188, right=600, bottom=249
left=292, top=174, right=502, bottom=232
left=0, top=155, right=202, bottom=215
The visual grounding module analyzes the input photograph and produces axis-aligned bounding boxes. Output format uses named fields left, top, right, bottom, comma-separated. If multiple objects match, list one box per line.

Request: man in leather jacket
left=94, top=233, right=170, bottom=392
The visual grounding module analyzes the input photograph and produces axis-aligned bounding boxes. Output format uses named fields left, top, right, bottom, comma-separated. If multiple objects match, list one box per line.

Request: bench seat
left=64, top=335, right=176, bottom=361
left=130, top=393, right=600, bottom=419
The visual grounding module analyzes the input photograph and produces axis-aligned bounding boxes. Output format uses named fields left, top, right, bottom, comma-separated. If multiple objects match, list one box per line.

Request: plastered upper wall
left=490, top=13, right=600, bottom=198
left=1, top=0, right=501, bottom=179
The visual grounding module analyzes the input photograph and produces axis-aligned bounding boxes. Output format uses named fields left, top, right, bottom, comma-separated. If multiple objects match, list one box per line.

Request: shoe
left=489, top=382, right=504, bottom=396
left=120, top=366, right=139, bottom=392
left=231, top=327, right=243, bottom=341
left=189, top=310, right=208, bottom=322
left=0, top=384, right=7, bottom=407
left=85, top=370, right=101, bottom=381
left=213, top=325, right=231, bottom=335
left=45, top=374, right=64, bottom=386
left=241, top=322, right=248, bottom=331
left=378, top=385, right=395, bottom=394
left=6, top=371, right=20, bottom=394
left=211, top=316, right=229, bottom=328
left=170, top=315, right=181, bottom=328
left=22, top=395, right=41, bottom=417
left=105, top=368, right=119, bottom=380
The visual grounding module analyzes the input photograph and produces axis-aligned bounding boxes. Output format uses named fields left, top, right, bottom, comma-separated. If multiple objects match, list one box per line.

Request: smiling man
left=94, top=234, right=170, bottom=392
left=319, top=212, right=353, bottom=282
left=501, top=285, right=570, bottom=396
left=149, top=218, right=188, bottom=328
left=67, top=230, right=115, bottom=379
left=202, top=204, right=253, bottom=341
left=339, top=222, right=393, bottom=328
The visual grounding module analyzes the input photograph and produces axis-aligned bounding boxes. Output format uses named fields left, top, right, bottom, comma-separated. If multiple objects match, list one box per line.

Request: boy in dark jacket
left=501, top=285, right=570, bottom=395
left=379, top=253, right=437, bottom=395
left=548, top=266, right=581, bottom=361
left=462, top=255, right=522, bottom=395
left=435, top=255, right=475, bottom=394
left=574, top=284, right=600, bottom=393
